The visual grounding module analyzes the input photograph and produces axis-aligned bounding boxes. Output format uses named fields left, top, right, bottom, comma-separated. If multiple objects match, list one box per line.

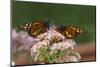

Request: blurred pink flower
left=11, top=29, right=35, bottom=52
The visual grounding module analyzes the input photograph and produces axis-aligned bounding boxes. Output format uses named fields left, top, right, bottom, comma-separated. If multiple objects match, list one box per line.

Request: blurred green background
left=12, top=1, right=96, bottom=44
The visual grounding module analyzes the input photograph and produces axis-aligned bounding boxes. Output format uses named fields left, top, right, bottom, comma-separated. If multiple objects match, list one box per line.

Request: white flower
left=37, top=29, right=65, bottom=41
left=56, top=56, right=79, bottom=63
left=36, top=32, right=48, bottom=40
left=47, top=29, right=65, bottom=41
left=50, top=39, right=76, bottom=51
left=65, top=56, right=80, bottom=62
left=31, top=40, right=50, bottom=56
left=63, top=39, right=76, bottom=49
left=68, top=56, right=79, bottom=62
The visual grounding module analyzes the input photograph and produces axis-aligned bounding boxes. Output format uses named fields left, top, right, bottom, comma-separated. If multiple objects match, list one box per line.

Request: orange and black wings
left=20, top=20, right=49, bottom=37
left=29, top=20, right=49, bottom=37
left=55, top=25, right=84, bottom=39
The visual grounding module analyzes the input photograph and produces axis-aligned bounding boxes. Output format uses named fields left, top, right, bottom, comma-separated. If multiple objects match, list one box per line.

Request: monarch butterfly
left=55, top=25, right=84, bottom=39
left=20, top=20, right=49, bottom=37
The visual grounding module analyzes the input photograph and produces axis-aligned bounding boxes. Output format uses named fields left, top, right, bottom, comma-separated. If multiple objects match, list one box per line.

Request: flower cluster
left=12, top=29, right=35, bottom=52
left=12, top=27, right=81, bottom=65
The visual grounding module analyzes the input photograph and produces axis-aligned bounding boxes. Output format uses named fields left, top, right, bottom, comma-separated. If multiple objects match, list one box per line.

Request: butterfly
left=55, top=25, right=84, bottom=39
left=20, top=20, right=49, bottom=37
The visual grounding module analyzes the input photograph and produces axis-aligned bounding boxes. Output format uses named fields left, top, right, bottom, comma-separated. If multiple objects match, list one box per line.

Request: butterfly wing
left=56, top=26, right=84, bottom=39
left=28, top=20, right=48, bottom=37
left=19, top=20, right=49, bottom=37
left=64, top=27, right=78, bottom=38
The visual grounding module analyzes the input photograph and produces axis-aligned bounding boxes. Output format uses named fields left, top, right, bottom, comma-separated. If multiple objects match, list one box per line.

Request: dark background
left=12, top=1, right=96, bottom=44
